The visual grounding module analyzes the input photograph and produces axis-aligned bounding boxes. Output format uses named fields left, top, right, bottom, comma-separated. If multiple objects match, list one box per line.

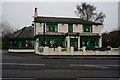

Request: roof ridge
left=38, top=16, right=83, bottom=19
left=16, top=27, right=26, bottom=38
left=36, top=16, right=102, bottom=25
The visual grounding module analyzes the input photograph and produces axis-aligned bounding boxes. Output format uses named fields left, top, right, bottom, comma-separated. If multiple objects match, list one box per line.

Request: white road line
left=0, top=63, right=45, bottom=66
left=70, top=64, right=120, bottom=67
left=70, top=64, right=120, bottom=69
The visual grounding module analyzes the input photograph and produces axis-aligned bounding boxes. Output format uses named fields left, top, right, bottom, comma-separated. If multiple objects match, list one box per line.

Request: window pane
left=47, top=23, right=57, bottom=32
left=83, top=25, right=91, bottom=32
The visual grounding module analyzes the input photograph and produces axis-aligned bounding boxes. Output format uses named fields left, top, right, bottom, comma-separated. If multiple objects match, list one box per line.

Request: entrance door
left=70, top=38, right=78, bottom=51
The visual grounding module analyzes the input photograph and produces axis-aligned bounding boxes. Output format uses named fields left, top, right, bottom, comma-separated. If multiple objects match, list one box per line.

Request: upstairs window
left=46, top=23, right=58, bottom=32
left=68, top=24, right=73, bottom=32
left=83, top=25, right=92, bottom=32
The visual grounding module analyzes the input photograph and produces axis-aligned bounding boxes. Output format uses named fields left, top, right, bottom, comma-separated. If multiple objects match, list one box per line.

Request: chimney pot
left=35, top=8, right=37, bottom=12
left=34, top=7, right=38, bottom=18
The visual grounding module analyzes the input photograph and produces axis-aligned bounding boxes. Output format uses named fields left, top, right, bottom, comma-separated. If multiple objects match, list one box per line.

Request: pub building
left=8, top=8, right=103, bottom=54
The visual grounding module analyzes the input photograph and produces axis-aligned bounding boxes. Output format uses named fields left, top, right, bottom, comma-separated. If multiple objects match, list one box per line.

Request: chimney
left=34, top=7, right=38, bottom=18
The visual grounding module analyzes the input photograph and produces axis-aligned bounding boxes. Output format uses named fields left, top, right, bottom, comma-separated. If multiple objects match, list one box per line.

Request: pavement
left=3, top=52, right=120, bottom=59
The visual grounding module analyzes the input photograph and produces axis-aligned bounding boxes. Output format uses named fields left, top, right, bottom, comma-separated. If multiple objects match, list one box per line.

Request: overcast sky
left=1, top=2, right=118, bottom=32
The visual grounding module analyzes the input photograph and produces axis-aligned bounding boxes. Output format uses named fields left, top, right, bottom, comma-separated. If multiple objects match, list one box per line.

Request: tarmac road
left=1, top=52, right=120, bottom=80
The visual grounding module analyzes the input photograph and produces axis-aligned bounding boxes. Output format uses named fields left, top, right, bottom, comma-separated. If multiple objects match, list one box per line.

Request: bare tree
left=0, top=16, right=15, bottom=37
left=75, top=2, right=106, bottom=23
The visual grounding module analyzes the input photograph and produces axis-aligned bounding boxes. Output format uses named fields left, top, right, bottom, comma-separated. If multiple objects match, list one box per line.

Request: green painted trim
left=36, top=35, right=65, bottom=39
left=46, top=31, right=57, bottom=32
left=9, top=38, right=34, bottom=40
left=9, top=48, right=34, bottom=49
left=49, top=46, right=58, bottom=48
left=83, top=32, right=92, bottom=33
left=80, top=36, right=99, bottom=48
left=70, top=38, right=78, bottom=51
left=46, top=23, right=58, bottom=32
left=83, top=25, right=92, bottom=32
left=80, top=36, right=100, bottom=39
left=83, top=24, right=92, bottom=26
left=68, top=24, right=73, bottom=32
left=80, top=46, right=98, bottom=48
left=34, top=21, right=102, bottom=25
left=9, top=39, right=34, bottom=49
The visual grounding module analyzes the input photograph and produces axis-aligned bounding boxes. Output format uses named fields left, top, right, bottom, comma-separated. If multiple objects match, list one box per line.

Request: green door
left=70, top=38, right=78, bottom=51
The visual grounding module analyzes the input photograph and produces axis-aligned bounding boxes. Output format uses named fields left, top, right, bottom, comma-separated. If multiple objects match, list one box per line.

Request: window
left=19, top=40, right=34, bottom=48
left=40, top=38, right=63, bottom=48
left=68, top=24, right=73, bottom=32
left=46, top=23, right=57, bottom=32
left=10, top=41, right=17, bottom=48
left=83, top=25, right=92, bottom=32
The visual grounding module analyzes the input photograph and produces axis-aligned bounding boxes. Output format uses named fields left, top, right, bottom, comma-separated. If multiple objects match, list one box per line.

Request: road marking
left=70, top=64, right=119, bottom=68
left=70, top=64, right=120, bottom=67
left=1, top=63, right=45, bottom=66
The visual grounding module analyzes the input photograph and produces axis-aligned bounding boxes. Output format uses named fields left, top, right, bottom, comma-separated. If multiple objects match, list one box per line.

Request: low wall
left=38, top=47, right=119, bottom=55
left=8, top=49, right=34, bottom=52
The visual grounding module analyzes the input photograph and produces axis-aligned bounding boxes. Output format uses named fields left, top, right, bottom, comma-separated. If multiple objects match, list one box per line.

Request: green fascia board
left=9, top=38, right=35, bottom=40
left=34, top=21, right=102, bottom=25
left=46, top=29, right=58, bottom=32
left=80, top=36, right=100, bottom=39
left=83, top=24, right=92, bottom=26
left=83, top=31, right=92, bottom=33
left=80, top=46, right=97, bottom=48
left=9, top=47, right=34, bottom=49
left=37, top=35, right=65, bottom=39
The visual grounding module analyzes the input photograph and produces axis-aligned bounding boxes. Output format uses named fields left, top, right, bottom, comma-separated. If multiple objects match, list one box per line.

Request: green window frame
left=68, top=24, right=73, bottom=32
left=39, top=36, right=64, bottom=48
left=46, top=23, right=58, bottom=32
left=9, top=38, right=34, bottom=49
left=80, top=36, right=100, bottom=48
left=40, top=38, right=63, bottom=48
left=83, top=25, right=92, bottom=32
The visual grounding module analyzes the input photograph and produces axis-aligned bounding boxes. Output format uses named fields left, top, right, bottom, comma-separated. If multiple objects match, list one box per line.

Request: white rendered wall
left=58, top=24, right=68, bottom=33
left=35, top=23, right=43, bottom=35
left=35, top=38, right=39, bottom=54
left=73, top=24, right=83, bottom=33
left=92, top=25, right=102, bottom=34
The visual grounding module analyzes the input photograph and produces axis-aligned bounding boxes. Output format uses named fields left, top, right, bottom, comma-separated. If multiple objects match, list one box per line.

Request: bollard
left=82, top=46, right=86, bottom=52
left=71, top=47, right=74, bottom=52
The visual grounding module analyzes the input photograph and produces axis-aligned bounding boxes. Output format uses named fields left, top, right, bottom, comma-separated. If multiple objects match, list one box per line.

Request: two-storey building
left=33, top=8, right=103, bottom=54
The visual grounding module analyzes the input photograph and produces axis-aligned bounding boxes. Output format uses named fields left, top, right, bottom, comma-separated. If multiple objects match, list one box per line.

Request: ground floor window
left=39, top=36, right=65, bottom=48
left=40, top=39, right=64, bottom=48
left=81, top=40, right=99, bottom=48
left=9, top=39, right=34, bottom=49
left=10, top=41, right=17, bottom=48
left=19, top=40, right=34, bottom=48
left=80, top=36, right=100, bottom=48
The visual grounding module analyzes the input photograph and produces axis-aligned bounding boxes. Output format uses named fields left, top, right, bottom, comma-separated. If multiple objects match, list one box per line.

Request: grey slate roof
left=9, top=26, right=34, bottom=38
left=35, top=16, right=102, bottom=25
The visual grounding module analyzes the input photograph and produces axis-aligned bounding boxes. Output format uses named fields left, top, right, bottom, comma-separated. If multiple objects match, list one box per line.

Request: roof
left=35, top=16, right=102, bottom=25
left=9, top=26, right=34, bottom=38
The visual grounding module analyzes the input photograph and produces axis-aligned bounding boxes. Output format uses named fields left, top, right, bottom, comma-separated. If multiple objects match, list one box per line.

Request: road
left=1, top=52, right=120, bottom=80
